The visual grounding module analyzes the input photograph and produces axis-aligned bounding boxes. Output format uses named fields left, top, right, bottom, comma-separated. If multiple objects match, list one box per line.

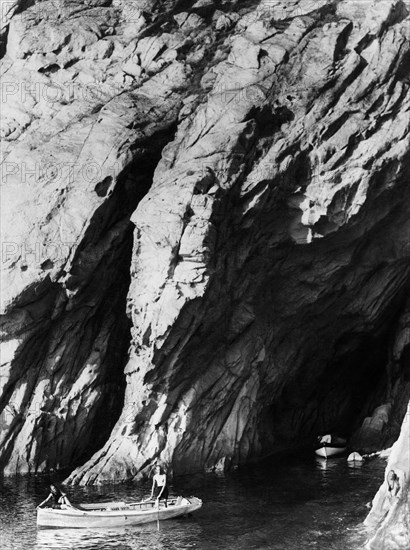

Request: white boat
left=315, top=434, right=347, bottom=459
left=37, top=497, right=202, bottom=529
left=315, top=444, right=346, bottom=458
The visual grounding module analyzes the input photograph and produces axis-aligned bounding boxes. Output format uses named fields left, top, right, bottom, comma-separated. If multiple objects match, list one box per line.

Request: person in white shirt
left=150, top=465, right=169, bottom=507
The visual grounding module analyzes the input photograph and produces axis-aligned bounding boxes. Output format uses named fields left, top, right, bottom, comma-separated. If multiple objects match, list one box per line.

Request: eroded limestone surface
left=0, top=1, right=409, bottom=510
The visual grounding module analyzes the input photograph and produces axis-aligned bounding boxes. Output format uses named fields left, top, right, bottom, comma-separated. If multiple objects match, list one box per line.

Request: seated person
left=386, top=470, right=401, bottom=500
left=38, top=484, right=71, bottom=509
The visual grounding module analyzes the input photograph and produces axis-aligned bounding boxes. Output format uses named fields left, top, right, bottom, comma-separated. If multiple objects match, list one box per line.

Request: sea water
left=0, top=454, right=385, bottom=550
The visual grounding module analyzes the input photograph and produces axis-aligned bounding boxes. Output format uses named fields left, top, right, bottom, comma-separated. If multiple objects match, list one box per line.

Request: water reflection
left=35, top=528, right=119, bottom=550
left=347, top=460, right=364, bottom=470
left=35, top=522, right=204, bottom=550
left=315, top=457, right=342, bottom=473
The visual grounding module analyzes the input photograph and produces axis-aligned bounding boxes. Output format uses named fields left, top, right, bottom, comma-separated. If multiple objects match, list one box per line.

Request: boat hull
left=37, top=497, right=202, bottom=529
left=315, top=445, right=346, bottom=458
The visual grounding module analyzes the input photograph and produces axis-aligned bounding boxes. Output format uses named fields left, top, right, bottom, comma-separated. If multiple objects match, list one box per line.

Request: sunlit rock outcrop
left=364, top=401, right=410, bottom=550
left=0, top=0, right=211, bottom=474
left=0, top=0, right=409, bottom=487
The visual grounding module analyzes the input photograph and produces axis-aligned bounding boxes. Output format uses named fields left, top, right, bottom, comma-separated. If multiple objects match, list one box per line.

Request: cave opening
left=265, top=297, right=410, bottom=458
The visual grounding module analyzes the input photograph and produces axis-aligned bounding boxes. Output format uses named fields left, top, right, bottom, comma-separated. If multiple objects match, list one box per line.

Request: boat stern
left=186, top=496, right=203, bottom=513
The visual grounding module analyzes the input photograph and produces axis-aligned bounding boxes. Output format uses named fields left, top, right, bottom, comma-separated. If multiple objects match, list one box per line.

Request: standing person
left=38, top=484, right=71, bottom=509
left=150, top=465, right=169, bottom=508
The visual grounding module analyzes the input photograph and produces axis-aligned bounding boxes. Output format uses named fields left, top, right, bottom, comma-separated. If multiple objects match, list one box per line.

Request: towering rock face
left=364, top=401, right=410, bottom=549
left=1, top=0, right=409, bottom=488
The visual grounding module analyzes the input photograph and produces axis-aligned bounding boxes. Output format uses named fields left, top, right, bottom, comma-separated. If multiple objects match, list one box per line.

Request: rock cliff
left=1, top=0, right=409, bottom=497
left=364, top=401, right=410, bottom=549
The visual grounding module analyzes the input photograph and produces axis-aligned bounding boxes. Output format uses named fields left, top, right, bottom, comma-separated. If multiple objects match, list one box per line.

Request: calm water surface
left=0, top=454, right=385, bottom=550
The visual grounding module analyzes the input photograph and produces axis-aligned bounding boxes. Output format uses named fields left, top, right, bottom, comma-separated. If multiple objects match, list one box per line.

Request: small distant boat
left=347, top=451, right=364, bottom=462
left=37, top=496, right=202, bottom=529
left=315, top=434, right=347, bottom=459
